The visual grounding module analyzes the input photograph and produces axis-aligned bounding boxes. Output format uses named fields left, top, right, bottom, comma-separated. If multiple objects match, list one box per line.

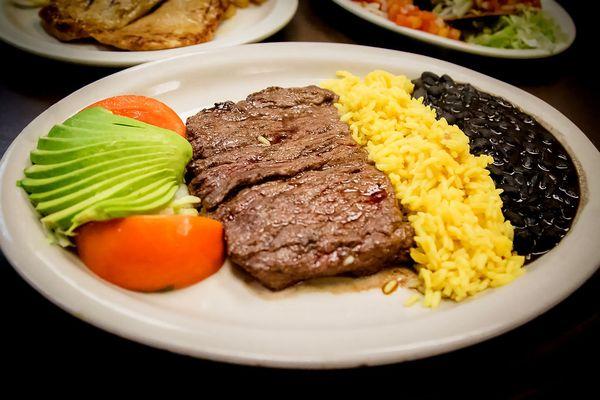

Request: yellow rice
left=321, top=70, right=525, bottom=307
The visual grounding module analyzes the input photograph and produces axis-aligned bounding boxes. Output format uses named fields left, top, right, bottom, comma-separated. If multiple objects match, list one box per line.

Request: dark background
left=1, top=1, right=597, bottom=396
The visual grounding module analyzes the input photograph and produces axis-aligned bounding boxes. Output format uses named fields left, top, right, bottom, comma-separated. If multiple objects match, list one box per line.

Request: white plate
left=331, top=0, right=575, bottom=58
left=0, top=0, right=297, bottom=66
left=1, top=43, right=598, bottom=369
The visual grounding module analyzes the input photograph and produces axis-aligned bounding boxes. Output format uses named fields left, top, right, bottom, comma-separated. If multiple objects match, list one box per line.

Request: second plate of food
left=0, top=0, right=298, bottom=66
left=1, top=42, right=598, bottom=368
left=331, top=0, right=575, bottom=58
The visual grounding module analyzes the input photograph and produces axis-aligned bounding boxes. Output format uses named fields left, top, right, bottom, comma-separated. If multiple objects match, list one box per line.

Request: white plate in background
left=331, top=0, right=575, bottom=58
left=0, top=0, right=297, bottom=66
left=1, top=43, right=598, bottom=368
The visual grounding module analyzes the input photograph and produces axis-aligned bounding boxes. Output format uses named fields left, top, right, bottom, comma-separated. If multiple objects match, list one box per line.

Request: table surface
left=1, top=0, right=598, bottom=395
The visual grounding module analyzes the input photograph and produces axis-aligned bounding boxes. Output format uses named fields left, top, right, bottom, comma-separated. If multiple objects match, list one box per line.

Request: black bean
left=556, top=160, right=569, bottom=170
left=513, top=172, right=525, bottom=186
left=537, top=161, right=550, bottom=172
left=560, top=186, right=579, bottom=199
left=525, top=215, right=539, bottom=227
left=478, top=127, right=495, bottom=139
left=522, top=155, right=534, bottom=169
left=554, top=216, right=571, bottom=230
left=441, top=74, right=454, bottom=83
left=427, top=86, right=443, bottom=96
left=470, top=137, right=489, bottom=153
left=514, top=229, right=535, bottom=254
left=462, top=91, right=475, bottom=106
left=525, top=141, right=541, bottom=155
left=502, top=184, right=521, bottom=200
left=444, top=114, right=456, bottom=125
left=413, top=87, right=427, bottom=100
left=488, top=166, right=504, bottom=178
left=422, top=71, right=440, bottom=82
left=505, top=210, right=526, bottom=229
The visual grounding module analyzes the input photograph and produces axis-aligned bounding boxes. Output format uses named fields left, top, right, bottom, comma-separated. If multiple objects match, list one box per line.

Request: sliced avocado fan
left=18, top=107, right=193, bottom=245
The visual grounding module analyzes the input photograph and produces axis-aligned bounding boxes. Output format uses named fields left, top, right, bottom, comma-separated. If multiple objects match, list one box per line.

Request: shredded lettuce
left=157, top=184, right=201, bottom=216
left=433, top=0, right=473, bottom=19
left=467, top=9, right=567, bottom=51
left=46, top=226, right=76, bottom=248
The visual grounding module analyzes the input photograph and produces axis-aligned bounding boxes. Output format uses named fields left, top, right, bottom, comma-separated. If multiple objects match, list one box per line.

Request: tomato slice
left=86, top=95, right=186, bottom=137
left=76, top=215, right=225, bottom=292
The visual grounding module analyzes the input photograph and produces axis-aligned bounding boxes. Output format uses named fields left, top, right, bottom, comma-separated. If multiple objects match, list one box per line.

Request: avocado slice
left=20, top=153, right=172, bottom=193
left=19, top=106, right=193, bottom=243
left=28, top=157, right=176, bottom=203
left=73, top=181, right=179, bottom=225
left=48, top=124, right=158, bottom=139
left=30, top=140, right=182, bottom=165
left=85, top=179, right=177, bottom=211
left=37, top=134, right=170, bottom=150
left=23, top=147, right=179, bottom=179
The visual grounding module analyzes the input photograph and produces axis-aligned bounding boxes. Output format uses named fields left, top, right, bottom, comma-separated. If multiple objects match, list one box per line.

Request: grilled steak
left=187, top=86, right=414, bottom=290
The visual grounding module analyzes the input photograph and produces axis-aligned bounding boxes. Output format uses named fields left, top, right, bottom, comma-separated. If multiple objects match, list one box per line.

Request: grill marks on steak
left=188, top=133, right=365, bottom=209
left=186, top=86, right=414, bottom=290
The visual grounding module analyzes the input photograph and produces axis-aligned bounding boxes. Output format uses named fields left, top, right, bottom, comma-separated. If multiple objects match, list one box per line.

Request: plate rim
left=330, top=0, right=576, bottom=59
left=1, top=42, right=598, bottom=369
left=0, top=0, right=298, bottom=67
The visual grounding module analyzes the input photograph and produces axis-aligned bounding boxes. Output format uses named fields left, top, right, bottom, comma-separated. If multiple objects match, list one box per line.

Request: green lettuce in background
left=467, top=9, right=567, bottom=51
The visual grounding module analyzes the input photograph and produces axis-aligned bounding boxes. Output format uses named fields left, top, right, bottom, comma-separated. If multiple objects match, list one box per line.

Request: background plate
left=0, top=43, right=598, bottom=368
left=0, top=0, right=297, bottom=66
left=331, top=0, right=575, bottom=58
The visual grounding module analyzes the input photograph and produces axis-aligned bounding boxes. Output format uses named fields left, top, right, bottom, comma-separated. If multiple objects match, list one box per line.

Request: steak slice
left=212, top=164, right=413, bottom=290
left=186, top=86, right=341, bottom=159
left=187, top=86, right=414, bottom=290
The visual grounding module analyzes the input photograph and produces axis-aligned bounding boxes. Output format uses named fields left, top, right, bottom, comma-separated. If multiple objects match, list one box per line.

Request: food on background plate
left=40, top=0, right=164, bottom=42
left=432, top=0, right=542, bottom=20
left=223, top=0, right=268, bottom=19
left=19, top=95, right=225, bottom=290
left=186, top=86, right=414, bottom=290
left=465, top=8, right=566, bottom=50
left=90, top=0, right=228, bottom=51
left=38, top=0, right=266, bottom=51
left=352, top=0, right=566, bottom=51
left=11, top=0, right=51, bottom=7
left=358, top=0, right=461, bottom=39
